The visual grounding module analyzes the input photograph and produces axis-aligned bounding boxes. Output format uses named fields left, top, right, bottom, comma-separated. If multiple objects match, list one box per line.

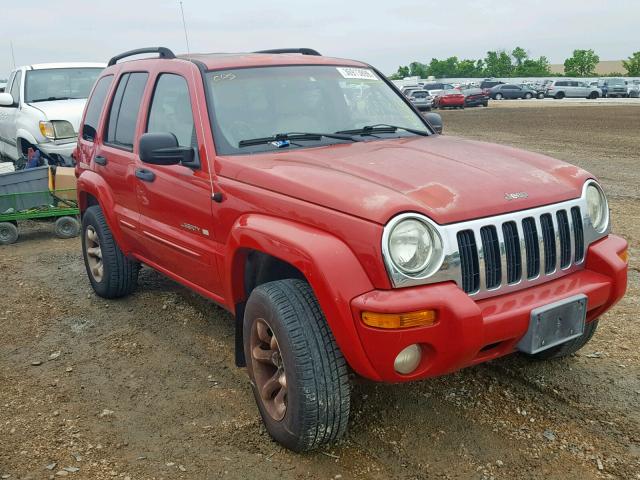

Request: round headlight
left=388, top=218, right=442, bottom=274
left=585, top=183, right=608, bottom=233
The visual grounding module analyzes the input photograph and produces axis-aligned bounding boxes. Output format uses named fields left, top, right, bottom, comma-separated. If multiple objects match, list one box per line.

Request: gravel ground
left=1, top=104, right=638, bottom=480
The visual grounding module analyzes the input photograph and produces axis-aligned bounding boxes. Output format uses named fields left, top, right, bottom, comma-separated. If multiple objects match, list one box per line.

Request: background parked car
left=433, top=89, right=465, bottom=109
left=0, top=62, right=105, bottom=166
left=422, top=82, right=455, bottom=97
left=519, top=84, right=545, bottom=99
left=545, top=80, right=601, bottom=99
left=627, top=80, right=640, bottom=98
left=480, top=79, right=505, bottom=95
left=599, top=78, right=628, bottom=98
left=489, top=83, right=537, bottom=100
left=407, top=90, right=433, bottom=111
left=462, top=88, right=489, bottom=107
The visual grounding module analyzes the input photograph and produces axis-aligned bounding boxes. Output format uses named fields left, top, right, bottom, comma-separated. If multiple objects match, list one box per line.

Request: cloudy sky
left=1, top=0, right=637, bottom=78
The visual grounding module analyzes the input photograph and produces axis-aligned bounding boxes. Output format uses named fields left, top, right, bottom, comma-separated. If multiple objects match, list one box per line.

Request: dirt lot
left=1, top=104, right=639, bottom=480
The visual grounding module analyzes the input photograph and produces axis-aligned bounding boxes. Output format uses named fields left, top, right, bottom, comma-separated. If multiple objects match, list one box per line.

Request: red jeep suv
left=75, top=47, right=628, bottom=451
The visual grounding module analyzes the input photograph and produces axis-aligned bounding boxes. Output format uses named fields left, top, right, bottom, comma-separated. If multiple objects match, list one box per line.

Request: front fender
left=77, top=170, right=134, bottom=254
left=15, top=128, right=39, bottom=148
left=225, top=213, right=381, bottom=380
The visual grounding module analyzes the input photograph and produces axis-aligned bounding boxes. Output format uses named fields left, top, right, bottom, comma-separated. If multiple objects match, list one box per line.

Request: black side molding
left=107, top=47, right=176, bottom=66
left=253, top=48, right=321, bottom=56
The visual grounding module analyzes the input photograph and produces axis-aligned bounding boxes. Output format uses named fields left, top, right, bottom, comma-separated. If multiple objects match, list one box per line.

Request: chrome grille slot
left=502, top=221, right=522, bottom=284
left=480, top=226, right=501, bottom=289
left=456, top=230, right=480, bottom=293
left=571, top=206, right=585, bottom=262
left=540, top=213, right=556, bottom=274
left=522, top=217, right=540, bottom=279
left=557, top=210, right=571, bottom=268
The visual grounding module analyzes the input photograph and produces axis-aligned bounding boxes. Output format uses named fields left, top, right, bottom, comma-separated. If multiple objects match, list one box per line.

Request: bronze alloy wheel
left=85, top=225, right=103, bottom=282
left=250, top=317, right=288, bottom=421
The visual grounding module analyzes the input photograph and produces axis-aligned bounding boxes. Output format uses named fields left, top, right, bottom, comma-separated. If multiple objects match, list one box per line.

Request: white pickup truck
left=0, top=62, right=104, bottom=167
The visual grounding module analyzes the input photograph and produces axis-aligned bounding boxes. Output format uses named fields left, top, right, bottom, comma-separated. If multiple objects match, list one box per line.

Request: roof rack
left=253, top=48, right=321, bottom=56
left=108, top=47, right=176, bottom=66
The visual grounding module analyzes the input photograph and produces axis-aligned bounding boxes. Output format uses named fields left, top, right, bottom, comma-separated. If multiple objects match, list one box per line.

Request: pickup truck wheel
left=0, top=222, right=19, bottom=245
left=527, top=320, right=599, bottom=360
left=81, top=206, right=139, bottom=298
left=54, top=216, right=80, bottom=239
left=243, top=279, right=350, bottom=451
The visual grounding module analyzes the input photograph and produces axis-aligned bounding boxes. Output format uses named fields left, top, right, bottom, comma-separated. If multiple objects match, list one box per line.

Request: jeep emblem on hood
left=505, top=192, right=529, bottom=200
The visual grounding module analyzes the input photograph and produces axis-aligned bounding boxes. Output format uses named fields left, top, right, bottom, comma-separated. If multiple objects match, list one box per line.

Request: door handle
left=135, top=168, right=156, bottom=182
left=94, top=155, right=107, bottom=166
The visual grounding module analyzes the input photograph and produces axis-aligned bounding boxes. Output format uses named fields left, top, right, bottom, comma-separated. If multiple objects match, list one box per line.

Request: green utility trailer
left=0, top=166, right=80, bottom=245
left=0, top=189, right=80, bottom=245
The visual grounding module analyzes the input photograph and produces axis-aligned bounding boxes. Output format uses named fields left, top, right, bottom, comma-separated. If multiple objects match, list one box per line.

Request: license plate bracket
left=517, top=294, right=587, bottom=355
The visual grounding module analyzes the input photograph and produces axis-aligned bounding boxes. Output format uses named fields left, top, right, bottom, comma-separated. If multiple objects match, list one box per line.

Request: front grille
left=457, top=206, right=585, bottom=295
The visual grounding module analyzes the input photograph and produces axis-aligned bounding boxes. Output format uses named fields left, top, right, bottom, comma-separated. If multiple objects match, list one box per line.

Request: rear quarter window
left=104, top=72, right=149, bottom=150
left=82, top=75, right=113, bottom=142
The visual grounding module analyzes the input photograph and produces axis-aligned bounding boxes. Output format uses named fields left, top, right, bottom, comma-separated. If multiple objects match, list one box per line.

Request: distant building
left=550, top=60, right=625, bottom=75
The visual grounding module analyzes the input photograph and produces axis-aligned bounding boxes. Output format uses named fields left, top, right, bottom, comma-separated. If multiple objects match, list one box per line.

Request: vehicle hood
left=26, top=98, right=87, bottom=132
left=219, top=135, right=592, bottom=225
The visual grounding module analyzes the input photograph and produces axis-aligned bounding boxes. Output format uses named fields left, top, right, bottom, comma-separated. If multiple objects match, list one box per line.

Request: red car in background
left=433, top=89, right=466, bottom=109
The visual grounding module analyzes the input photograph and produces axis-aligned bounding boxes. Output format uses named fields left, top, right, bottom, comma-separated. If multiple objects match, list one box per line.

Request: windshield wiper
left=336, top=124, right=428, bottom=137
left=238, top=132, right=359, bottom=148
left=30, top=96, right=73, bottom=102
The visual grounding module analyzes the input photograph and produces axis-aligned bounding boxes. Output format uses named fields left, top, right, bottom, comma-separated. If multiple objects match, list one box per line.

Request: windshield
left=607, top=78, right=625, bottom=85
left=25, top=68, right=103, bottom=102
left=205, top=65, right=428, bottom=154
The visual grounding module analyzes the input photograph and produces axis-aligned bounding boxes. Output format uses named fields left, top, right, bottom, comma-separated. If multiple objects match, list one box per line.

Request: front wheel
left=81, top=205, right=139, bottom=299
left=524, top=92, right=533, bottom=99
left=244, top=279, right=350, bottom=452
left=589, top=91, right=599, bottom=99
left=527, top=320, right=599, bottom=360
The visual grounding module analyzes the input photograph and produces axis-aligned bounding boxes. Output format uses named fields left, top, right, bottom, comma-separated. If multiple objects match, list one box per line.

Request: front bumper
left=37, top=140, right=76, bottom=164
left=350, top=235, right=628, bottom=382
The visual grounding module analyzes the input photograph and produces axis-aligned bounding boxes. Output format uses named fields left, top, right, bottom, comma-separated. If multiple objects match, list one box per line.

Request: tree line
left=390, top=48, right=640, bottom=79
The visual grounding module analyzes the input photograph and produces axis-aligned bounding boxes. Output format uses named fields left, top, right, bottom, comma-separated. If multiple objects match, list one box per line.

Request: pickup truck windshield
left=205, top=65, right=428, bottom=154
left=25, top=68, right=103, bottom=103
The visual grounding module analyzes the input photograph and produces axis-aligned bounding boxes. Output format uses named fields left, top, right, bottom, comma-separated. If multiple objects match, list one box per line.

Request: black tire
left=0, top=222, right=19, bottom=245
left=483, top=102, right=488, bottom=107
left=524, top=92, right=533, bottom=99
left=495, top=93, right=503, bottom=100
left=54, top=216, right=80, bottom=239
left=537, top=92, right=545, bottom=99
left=528, top=320, right=599, bottom=360
left=555, top=92, right=565, bottom=100
left=243, top=279, right=350, bottom=452
left=589, top=91, right=599, bottom=99
left=81, top=205, right=139, bottom=299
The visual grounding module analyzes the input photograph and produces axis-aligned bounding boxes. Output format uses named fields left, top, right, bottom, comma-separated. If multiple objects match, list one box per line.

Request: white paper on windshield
left=336, top=67, right=379, bottom=81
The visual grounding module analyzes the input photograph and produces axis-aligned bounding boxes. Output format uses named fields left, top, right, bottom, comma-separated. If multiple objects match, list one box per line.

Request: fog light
left=618, top=248, right=629, bottom=264
left=394, top=344, right=422, bottom=375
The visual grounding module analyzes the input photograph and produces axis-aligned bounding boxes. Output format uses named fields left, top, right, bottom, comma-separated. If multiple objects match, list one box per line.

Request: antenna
left=9, top=41, right=16, bottom=69
left=178, top=1, right=217, bottom=200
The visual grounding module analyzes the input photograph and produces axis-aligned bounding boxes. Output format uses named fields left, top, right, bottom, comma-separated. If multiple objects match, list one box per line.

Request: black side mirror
left=424, top=112, right=443, bottom=134
left=139, top=132, right=197, bottom=167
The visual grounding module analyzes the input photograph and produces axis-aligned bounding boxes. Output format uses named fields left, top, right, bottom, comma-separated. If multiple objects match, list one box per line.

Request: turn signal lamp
left=361, top=310, right=437, bottom=329
left=618, top=248, right=629, bottom=264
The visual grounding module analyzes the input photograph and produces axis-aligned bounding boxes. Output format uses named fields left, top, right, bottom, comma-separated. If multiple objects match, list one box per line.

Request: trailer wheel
left=54, top=216, right=81, bottom=239
left=0, top=222, right=19, bottom=245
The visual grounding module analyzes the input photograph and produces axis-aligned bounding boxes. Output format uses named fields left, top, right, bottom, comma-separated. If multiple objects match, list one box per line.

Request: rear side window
left=556, top=81, right=567, bottom=87
left=82, top=75, right=113, bottom=142
left=105, top=72, right=148, bottom=150
left=147, top=74, right=197, bottom=153
left=10, top=70, right=21, bottom=103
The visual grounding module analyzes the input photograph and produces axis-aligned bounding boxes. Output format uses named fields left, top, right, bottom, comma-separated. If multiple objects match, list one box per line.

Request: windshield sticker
left=336, top=67, right=379, bottom=81
left=211, top=72, right=236, bottom=82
